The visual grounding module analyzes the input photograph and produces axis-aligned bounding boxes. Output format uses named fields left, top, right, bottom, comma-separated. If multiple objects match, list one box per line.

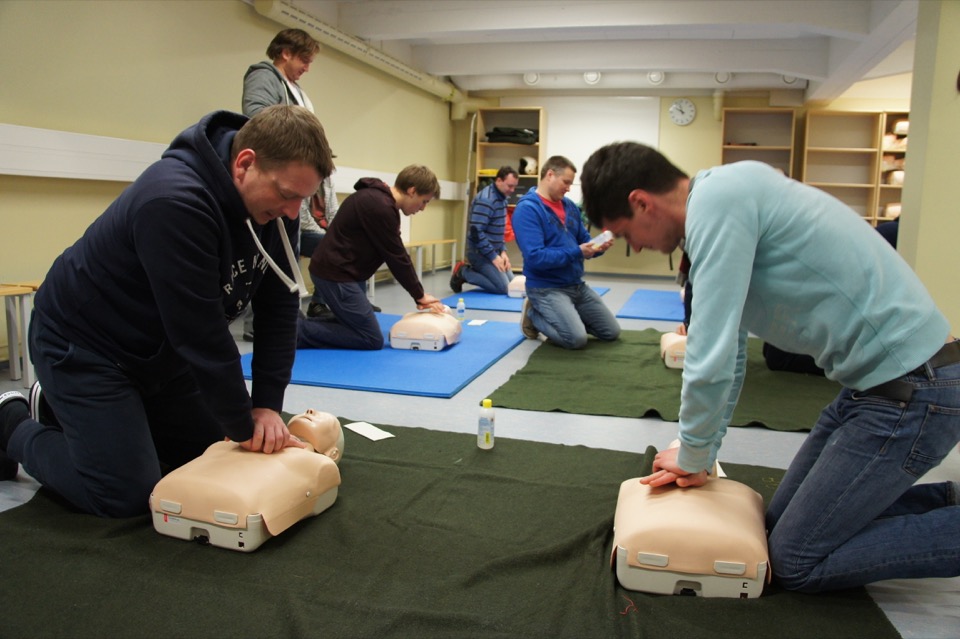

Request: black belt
left=860, top=340, right=960, bottom=402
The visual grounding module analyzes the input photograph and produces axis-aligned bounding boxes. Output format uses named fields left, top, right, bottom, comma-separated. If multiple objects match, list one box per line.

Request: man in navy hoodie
left=0, top=105, right=335, bottom=517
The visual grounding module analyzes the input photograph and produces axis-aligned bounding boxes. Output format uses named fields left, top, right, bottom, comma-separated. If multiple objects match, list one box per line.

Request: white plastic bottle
left=477, top=398, right=495, bottom=450
left=456, top=297, right=466, bottom=321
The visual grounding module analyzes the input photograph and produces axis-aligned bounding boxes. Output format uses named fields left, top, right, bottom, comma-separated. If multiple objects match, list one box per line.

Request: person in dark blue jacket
left=0, top=105, right=335, bottom=517
left=511, top=155, right=620, bottom=349
left=450, top=166, right=519, bottom=295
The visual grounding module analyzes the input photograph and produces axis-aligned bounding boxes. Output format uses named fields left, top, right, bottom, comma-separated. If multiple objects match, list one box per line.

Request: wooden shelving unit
left=802, top=111, right=910, bottom=226
left=474, top=107, right=544, bottom=198
left=802, top=111, right=882, bottom=223
left=721, top=108, right=796, bottom=176
left=472, top=107, right=544, bottom=269
left=877, top=111, right=909, bottom=224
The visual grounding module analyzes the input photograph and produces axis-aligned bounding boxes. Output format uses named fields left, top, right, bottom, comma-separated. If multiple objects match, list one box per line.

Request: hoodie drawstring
left=245, top=218, right=309, bottom=298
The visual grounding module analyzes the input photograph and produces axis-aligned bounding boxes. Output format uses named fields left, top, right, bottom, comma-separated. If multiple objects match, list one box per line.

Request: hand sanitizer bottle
left=477, top=398, right=495, bottom=450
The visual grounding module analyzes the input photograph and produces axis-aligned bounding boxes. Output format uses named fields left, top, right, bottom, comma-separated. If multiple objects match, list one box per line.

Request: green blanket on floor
left=0, top=423, right=897, bottom=639
left=490, top=329, right=843, bottom=431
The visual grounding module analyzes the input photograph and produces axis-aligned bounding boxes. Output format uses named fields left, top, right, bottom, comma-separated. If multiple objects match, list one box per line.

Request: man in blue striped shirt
left=451, top=166, right=520, bottom=295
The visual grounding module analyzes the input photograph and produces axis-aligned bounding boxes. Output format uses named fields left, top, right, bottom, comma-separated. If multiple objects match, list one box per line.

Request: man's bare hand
left=639, top=446, right=709, bottom=488
left=238, top=408, right=307, bottom=453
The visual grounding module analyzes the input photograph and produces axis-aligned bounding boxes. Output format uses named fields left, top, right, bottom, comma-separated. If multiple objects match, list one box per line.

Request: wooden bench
left=405, top=238, right=459, bottom=280
left=368, top=239, right=458, bottom=302
left=1, top=280, right=41, bottom=388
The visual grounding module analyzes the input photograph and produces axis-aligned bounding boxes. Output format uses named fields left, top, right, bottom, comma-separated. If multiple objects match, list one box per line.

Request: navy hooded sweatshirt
left=33, top=111, right=300, bottom=442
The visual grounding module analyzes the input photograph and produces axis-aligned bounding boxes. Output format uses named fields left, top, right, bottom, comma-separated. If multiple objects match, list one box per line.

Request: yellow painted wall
left=0, top=0, right=458, bottom=356
left=898, top=0, right=960, bottom=331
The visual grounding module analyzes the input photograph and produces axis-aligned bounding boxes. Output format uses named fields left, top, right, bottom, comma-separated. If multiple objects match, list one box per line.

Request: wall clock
left=668, top=98, right=696, bottom=126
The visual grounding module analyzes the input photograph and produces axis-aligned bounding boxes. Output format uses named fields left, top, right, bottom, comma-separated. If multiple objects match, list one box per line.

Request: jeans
left=300, top=231, right=324, bottom=305
left=462, top=247, right=513, bottom=295
left=297, top=277, right=383, bottom=350
left=11, top=315, right=222, bottom=517
left=525, top=282, right=620, bottom=350
left=766, top=357, right=960, bottom=592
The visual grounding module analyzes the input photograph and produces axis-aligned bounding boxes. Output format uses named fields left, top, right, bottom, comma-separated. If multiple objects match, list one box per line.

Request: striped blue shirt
left=468, top=183, right=508, bottom=261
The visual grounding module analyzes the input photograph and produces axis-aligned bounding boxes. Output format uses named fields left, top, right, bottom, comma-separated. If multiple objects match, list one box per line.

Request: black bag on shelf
left=486, top=127, right=538, bottom=144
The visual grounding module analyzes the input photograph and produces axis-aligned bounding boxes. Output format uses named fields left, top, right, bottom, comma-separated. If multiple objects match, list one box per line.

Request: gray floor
left=2, top=271, right=957, bottom=637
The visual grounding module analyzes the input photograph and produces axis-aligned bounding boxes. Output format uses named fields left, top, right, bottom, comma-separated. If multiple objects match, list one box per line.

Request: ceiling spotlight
left=714, top=72, right=731, bottom=84
left=583, top=71, right=602, bottom=85
left=781, top=74, right=798, bottom=85
left=647, top=71, right=664, bottom=85
left=522, top=72, right=540, bottom=86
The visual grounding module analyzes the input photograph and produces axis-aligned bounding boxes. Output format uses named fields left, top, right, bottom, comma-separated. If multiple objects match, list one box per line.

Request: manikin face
left=233, top=150, right=321, bottom=226
left=277, top=50, right=313, bottom=82
left=287, top=408, right=343, bottom=463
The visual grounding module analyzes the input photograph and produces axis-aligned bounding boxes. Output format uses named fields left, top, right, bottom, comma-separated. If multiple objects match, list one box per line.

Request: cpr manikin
left=611, top=441, right=770, bottom=598
left=389, top=307, right=462, bottom=351
left=150, top=410, right=344, bottom=552
left=507, top=275, right=527, bottom=298
left=660, top=331, right=686, bottom=369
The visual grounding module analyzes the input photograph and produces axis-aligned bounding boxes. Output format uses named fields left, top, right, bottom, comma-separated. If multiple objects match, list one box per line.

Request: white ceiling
left=290, top=0, right=917, bottom=103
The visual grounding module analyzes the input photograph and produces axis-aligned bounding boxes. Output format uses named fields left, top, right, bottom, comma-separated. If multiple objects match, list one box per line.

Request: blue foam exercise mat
left=241, top=314, right=525, bottom=398
left=616, top=288, right=685, bottom=322
left=441, top=286, right=610, bottom=312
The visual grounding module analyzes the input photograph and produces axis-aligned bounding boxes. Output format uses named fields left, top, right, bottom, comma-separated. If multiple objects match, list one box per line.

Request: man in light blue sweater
left=580, top=142, right=959, bottom=593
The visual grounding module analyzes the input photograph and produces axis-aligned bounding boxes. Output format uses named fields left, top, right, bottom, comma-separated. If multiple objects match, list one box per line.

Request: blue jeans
left=297, top=277, right=383, bottom=350
left=11, top=315, right=222, bottom=517
left=766, top=356, right=960, bottom=592
left=462, top=247, right=513, bottom=295
left=525, top=282, right=620, bottom=349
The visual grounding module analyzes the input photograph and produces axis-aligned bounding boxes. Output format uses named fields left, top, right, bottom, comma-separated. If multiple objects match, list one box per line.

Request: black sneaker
left=29, top=381, right=59, bottom=427
left=242, top=331, right=255, bottom=342
left=307, top=302, right=332, bottom=319
left=0, top=451, right=17, bottom=481
left=449, top=261, right=466, bottom=293
left=0, top=390, right=29, bottom=454
left=371, top=304, right=382, bottom=313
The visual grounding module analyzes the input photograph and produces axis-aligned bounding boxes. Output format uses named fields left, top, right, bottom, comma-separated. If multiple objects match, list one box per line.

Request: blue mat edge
left=241, top=315, right=525, bottom=398
left=615, top=288, right=684, bottom=321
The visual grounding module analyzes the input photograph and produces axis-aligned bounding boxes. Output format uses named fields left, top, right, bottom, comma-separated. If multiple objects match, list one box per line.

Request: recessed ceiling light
left=522, top=72, right=540, bottom=86
left=715, top=72, right=731, bottom=84
left=781, top=74, right=797, bottom=85
left=583, top=71, right=602, bottom=85
left=647, top=71, right=664, bottom=85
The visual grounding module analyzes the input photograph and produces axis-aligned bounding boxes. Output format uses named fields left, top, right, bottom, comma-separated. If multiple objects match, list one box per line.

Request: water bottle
left=477, top=398, right=495, bottom=450
left=456, top=297, right=466, bottom=321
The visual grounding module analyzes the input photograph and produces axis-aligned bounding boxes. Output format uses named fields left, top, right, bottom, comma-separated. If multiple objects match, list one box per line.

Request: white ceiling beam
left=414, top=38, right=829, bottom=80
left=806, top=0, right=917, bottom=101
left=329, top=0, right=875, bottom=42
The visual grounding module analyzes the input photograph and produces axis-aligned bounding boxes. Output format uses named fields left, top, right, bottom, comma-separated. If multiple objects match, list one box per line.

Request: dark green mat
left=490, top=329, right=843, bottom=431
left=0, top=423, right=898, bottom=639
